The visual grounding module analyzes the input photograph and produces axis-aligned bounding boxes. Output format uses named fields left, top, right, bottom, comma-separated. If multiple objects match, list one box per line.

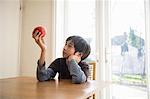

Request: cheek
left=66, top=48, right=75, bottom=55
left=70, top=49, right=75, bottom=54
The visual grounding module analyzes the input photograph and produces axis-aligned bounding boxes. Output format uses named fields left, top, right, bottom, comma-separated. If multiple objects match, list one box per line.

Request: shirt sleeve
left=36, top=60, right=56, bottom=82
left=67, top=59, right=87, bottom=84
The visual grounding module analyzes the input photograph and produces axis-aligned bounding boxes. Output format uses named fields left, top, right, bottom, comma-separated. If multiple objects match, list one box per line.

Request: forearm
left=38, top=49, right=46, bottom=67
left=67, top=59, right=86, bottom=84
left=37, top=62, right=56, bottom=81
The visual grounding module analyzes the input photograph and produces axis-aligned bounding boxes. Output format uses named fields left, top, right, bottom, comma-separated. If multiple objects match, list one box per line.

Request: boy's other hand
left=67, top=52, right=82, bottom=63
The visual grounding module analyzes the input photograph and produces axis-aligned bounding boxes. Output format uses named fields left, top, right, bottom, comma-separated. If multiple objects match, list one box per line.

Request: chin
left=63, top=52, right=70, bottom=58
left=62, top=54, right=68, bottom=58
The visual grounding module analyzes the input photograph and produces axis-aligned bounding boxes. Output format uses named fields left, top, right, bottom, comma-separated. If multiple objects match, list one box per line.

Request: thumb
left=41, top=38, right=45, bottom=44
left=38, top=35, right=43, bottom=43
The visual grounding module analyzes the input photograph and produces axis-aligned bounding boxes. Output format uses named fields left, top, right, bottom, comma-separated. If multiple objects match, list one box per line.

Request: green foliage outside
left=128, top=28, right=144, bottom=49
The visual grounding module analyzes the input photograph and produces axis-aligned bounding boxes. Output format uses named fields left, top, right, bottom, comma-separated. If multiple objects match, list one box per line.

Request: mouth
left=63, top=51, right=67, bottom=58
left=63, top=51, right=66, bottom=55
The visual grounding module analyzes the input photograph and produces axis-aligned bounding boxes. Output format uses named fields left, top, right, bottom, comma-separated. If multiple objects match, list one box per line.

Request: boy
left=33, top=32, right=91, bottom=84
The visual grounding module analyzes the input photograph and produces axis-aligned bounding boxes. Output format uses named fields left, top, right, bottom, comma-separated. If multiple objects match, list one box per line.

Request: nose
left=63, top=45, right=67, bottom=50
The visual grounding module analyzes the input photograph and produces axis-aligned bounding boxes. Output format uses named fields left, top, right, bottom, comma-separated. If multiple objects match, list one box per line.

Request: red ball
left=32, top=26, right=46, bottom=37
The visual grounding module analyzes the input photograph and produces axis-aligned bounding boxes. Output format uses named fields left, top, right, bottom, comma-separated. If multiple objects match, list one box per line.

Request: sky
left=111, top=0, right=145, bottom=38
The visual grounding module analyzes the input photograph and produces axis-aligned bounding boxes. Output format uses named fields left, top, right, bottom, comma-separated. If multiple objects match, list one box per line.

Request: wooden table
left=0, top=77, right=108, bottom=99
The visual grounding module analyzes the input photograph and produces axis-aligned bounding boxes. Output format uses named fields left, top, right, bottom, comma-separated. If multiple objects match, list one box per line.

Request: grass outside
left=112, top=74, right=147, bottom=86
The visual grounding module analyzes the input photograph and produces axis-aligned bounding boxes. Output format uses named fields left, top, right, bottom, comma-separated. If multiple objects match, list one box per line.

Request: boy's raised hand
left=32, top=31, right=47, bottom=51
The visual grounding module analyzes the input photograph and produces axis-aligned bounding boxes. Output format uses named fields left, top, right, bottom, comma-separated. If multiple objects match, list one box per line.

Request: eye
left=68, top=44, right=72, bottom=47
left=65, top=42, right=67, bottom=46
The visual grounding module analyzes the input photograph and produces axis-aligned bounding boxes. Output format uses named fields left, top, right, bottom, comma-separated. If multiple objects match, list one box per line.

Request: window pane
left=110, top=0, right=147, bottom=99
left=66, top=0, right=96, bottom=61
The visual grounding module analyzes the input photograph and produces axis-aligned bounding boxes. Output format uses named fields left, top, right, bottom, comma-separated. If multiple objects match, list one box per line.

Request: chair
left=88, top=62, right=96, bottom=80
left=87, top=61, right=96, bottom=99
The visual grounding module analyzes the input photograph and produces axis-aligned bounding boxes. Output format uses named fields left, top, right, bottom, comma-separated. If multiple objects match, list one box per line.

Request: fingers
left=75, top=52, right=82, bottom=57
left=32, top=30, right=39, bottom=38
left=34, top=33, right=40, bottom=42
left=32, top=30, right=43, bottom=43
left=75, top=52, right=79, bottom=55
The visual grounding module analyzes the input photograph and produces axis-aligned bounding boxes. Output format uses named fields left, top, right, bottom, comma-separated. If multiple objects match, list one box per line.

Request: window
left=54, top=0, right=150, bottom=98
left=55, top=0, right=96, bottom=62
left=107, top=0, right=149, bottom=99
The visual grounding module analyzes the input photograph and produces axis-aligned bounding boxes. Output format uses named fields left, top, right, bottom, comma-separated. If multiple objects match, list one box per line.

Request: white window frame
left=145, top=0, right=150, bottom=98
left=53, top=0, right=66, bottom=59
left=96, top=0, right=112, bottom=99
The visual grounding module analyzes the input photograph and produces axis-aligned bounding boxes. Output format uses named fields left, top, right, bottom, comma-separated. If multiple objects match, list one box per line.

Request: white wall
left=0, top=0, right=20, bottom=78
left=20, top=0, right=54, bottom=77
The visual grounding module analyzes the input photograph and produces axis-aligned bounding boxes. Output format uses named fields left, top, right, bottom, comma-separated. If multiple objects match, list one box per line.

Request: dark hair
left=66, top=35, right=91, bottom=60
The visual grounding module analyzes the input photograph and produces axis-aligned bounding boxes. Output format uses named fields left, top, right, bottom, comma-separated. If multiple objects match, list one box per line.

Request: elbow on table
left=37, top=77, right=45, bottom=82
left=72, top=77, right=86, bottom=84
left=37, top=75, right=49, bottom=82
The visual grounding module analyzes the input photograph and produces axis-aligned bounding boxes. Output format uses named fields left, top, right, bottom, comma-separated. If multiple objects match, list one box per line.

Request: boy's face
left=63, top=40, right=75, bottom=58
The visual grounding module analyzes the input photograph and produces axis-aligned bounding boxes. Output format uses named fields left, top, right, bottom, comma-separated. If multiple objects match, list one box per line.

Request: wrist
left=41, top=46, right=47, bottom=51
left=69, top=59, right=78, bottom=64
left=41, top=48, right=46, bottom=53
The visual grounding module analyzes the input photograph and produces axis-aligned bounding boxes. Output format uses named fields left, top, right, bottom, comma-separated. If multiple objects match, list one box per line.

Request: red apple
left=32, top=26, right=46, bottom=37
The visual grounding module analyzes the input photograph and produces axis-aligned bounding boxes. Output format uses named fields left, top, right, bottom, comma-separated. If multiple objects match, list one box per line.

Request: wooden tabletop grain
left=0, top=77, right=108, bottom=99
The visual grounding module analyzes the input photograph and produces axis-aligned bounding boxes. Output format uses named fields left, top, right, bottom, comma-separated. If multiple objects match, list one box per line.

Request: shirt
left=37, top=58, right=89, bottom=83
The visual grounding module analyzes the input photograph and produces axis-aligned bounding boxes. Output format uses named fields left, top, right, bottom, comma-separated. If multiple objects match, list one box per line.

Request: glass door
left=109, top=0, right=148, bottom=99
